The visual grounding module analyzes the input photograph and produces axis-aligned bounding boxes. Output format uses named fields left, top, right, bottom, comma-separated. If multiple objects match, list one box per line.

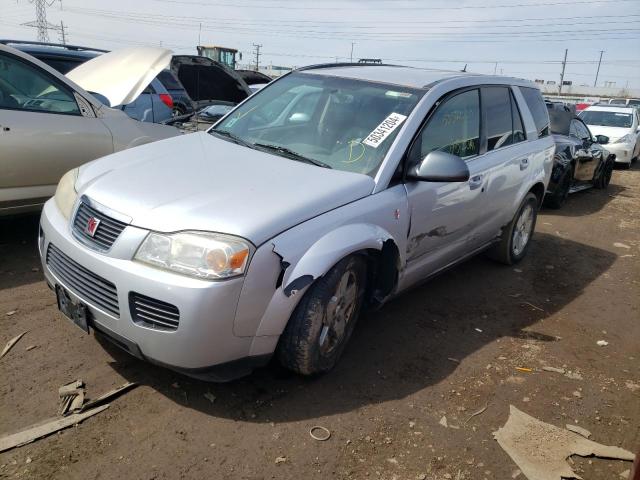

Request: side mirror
left=407, top=151, right=470, bottom=182
left=595, top=134, right=609, bottom=145
left=288, top=112, right=310, bottom=124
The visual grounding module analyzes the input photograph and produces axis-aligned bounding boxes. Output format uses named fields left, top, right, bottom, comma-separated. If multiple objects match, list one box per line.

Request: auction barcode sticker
left=363, top=113, right=408, bottom=148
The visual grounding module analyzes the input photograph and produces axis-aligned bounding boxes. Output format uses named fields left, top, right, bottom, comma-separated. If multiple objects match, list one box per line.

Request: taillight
left=159, top=93, right=173, bottom=109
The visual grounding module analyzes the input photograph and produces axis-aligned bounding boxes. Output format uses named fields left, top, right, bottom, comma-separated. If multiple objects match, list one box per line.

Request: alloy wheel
left=512, top=204, right=534, bottom=256
left=319, top=270, right=358, bottom=355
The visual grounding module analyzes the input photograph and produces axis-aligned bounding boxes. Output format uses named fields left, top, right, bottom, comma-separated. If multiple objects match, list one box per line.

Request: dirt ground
left=1, top=165, right=638, bottom=480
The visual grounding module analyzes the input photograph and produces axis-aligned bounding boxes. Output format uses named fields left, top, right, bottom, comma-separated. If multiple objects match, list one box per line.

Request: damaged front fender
left=236, top=223, right=397, bottom=342
left=279, top=223, right=393, bottom=298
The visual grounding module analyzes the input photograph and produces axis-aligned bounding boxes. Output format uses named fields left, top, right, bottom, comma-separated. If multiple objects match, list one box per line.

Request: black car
left=170, top=55, right=251, bottom=110
left=156, top=69, right=195, bottom=116
left=544, top=103, right=615, bottom=209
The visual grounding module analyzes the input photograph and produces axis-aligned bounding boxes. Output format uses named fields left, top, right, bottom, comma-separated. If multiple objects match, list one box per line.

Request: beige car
left=0, top=44, right=180, bottom=216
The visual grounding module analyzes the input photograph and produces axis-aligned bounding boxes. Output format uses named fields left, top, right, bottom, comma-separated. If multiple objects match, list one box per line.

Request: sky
left=2, top=0, right=640, bottom=89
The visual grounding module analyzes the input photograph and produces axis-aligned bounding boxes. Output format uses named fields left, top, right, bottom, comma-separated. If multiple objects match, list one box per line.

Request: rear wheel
left=277, top=256, right=367, bottom=375
left=172, top=105, right=186, bottom=117
left=488, top=193, right=538, bottom=265
left=544, top=167, right=572, bottom=209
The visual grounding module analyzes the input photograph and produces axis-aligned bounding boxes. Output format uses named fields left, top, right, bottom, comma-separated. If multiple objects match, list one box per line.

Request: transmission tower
left=23, top=0, right=61, bottom=43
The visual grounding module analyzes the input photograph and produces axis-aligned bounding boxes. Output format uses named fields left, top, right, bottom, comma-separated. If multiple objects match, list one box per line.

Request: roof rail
left=295, top=62, right=404, bottom=71
left=0, top=39, right=108, bottom=53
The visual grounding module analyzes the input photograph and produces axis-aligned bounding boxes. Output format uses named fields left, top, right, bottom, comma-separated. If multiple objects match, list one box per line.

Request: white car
left=579, top=105, right=640, bottom=168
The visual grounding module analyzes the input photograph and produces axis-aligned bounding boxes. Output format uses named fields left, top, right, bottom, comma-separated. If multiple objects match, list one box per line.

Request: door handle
left=469, top=174, right=484, bottom=190
left=519, top=157, right=529, bottom=170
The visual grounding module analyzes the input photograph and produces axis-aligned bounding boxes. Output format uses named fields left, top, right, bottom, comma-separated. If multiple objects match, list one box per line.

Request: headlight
left=614, top=134, right=634, bottom=144
left=135, top=231, right=252, bottom=280
left=54, top=168, right=79, bottom=219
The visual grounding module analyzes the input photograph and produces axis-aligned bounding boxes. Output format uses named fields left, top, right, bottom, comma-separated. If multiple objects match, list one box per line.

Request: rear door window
left=483, top=86, right=526, bottom=151
left=520, top=86, right=550, bottom=138
left=157, top=70, right=183, bottom=90
left=511, top=92, right=526, bottom=143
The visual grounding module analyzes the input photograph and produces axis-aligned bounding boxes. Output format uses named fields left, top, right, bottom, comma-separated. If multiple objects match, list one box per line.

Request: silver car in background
left=0, top=44, right=180, bottom=216
left=39, top=64, right=554, bottom=381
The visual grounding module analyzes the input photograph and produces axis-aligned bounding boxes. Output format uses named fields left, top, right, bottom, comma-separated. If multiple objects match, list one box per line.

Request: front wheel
left=594, top=160, right=613, bottom=189
left=488, top=193, right=539, bottom=265
left=277, top=256, right=367, bottom=376
left=544, top=167, right=572, bottom=209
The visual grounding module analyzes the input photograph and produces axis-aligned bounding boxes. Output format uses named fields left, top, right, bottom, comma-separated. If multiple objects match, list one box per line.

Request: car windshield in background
left=212, top=72, right=424, bottom=176
left=579, top=110, right=632, bottom=128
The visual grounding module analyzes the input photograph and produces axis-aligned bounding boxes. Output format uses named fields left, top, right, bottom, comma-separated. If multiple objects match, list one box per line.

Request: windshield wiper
left=210, top=129, right=254, bottom=148
left=253, top=143, right=332, bottom=169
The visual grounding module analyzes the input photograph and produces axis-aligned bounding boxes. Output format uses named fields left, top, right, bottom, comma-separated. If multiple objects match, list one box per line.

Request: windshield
left=579, top=110, right=632, bottom=128
left=212, top=72, right=424, bottom=176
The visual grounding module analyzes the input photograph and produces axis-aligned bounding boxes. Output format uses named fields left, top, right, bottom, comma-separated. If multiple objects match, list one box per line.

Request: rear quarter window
left=520, top=87, right=550, bottom=139
left=157, top=70, right=183, bottom=90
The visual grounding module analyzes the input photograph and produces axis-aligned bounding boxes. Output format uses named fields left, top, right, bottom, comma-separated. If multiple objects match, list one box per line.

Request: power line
left=55, top=9, right=640, bottom=43
left=62, top=6, right=640, bottom=27
left=149, top=0, right=637, bottom=11
left=61, top=6, right=640, bottom=36
left=65, top=7, right=640, bottom=29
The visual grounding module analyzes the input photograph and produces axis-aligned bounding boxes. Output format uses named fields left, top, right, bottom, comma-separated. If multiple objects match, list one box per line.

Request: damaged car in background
left=543, top=102, right=615, bottom=209
left=166, top=54, right=252, bottom=132
left=0, top=44, right=180, bottom=216
left=39, top=65, right=554, bottom=381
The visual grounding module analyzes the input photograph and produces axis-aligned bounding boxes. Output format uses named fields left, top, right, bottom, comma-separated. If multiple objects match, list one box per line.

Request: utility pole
left=198, top=22, right=202, bottom=46
left=350, top=42, right=355, bottom=63
left=594, top=50, right=604, bottom=87
left=58, top=20, right=67, bottom=45
left=494, top=62, right=498, bottom=75
left=252, top=43, right=262, bottom=71
left=559, top=48, right=568, bottom=95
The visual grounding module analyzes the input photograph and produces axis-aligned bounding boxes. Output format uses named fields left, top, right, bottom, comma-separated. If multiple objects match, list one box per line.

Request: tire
left=488, top=193, right=538, bottom=265
left=277, top=256, right=367, bottom=376
left=172, top=105, right=186, bottom=117
left=544, top=167, right=572, bottom=209
left=594, top=160, right=613, bottom=189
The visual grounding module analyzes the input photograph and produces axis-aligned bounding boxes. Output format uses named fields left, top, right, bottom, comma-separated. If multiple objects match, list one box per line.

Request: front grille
left=73, top=201, right=128, bottom=250
left=46, top=244, right=120, bottom=317
left=129, top=292, right=180, bottom=331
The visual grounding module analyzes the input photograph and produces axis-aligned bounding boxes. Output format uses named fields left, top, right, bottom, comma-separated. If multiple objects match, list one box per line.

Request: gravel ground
left=1, top=164, right=638, bottom=480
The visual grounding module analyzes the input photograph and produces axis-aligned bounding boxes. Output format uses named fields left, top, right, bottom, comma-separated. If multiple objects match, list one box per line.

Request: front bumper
left=605, top=143, right=633, bottom=164
left=39, top=199, right=259, bottom=377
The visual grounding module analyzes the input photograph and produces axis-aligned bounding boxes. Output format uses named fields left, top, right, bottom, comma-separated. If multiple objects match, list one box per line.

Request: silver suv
left=38, top=64, right=554, bottom=381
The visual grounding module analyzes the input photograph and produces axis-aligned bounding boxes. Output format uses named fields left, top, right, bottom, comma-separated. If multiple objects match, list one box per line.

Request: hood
left=66, top=47, right=172, bottom=107
left=77, top=132, right=375, bottom=245
left=170, top=55, right=250, bottom=104
left=583, top=125, right=630, bottom=142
